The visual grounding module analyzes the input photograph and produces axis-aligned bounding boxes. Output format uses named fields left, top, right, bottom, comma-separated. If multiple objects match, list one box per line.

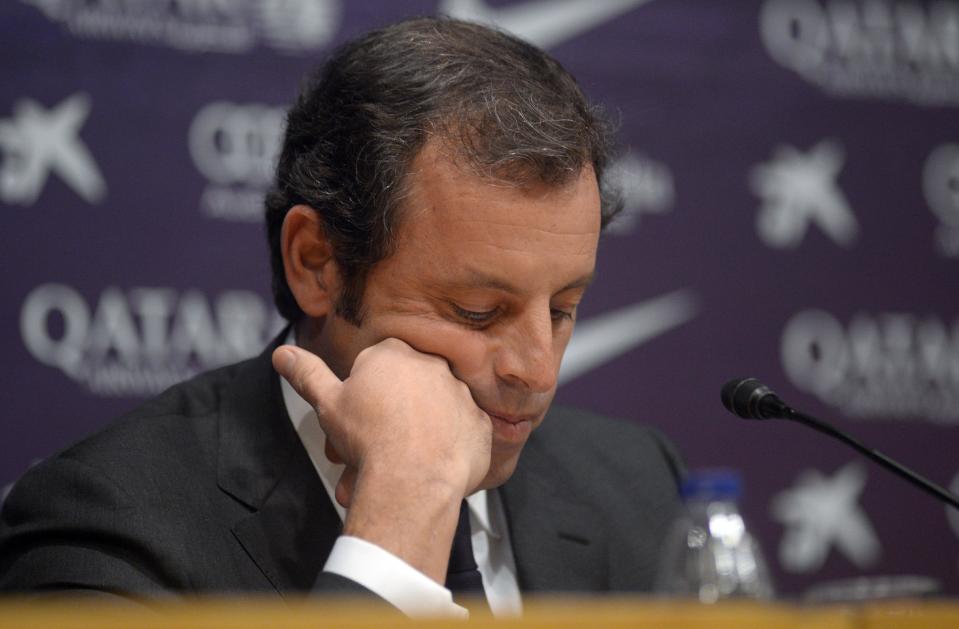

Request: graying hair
left=265, top=17, right=620, bottom=324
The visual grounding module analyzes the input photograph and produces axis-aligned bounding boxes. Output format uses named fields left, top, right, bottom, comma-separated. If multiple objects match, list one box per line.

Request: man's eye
left=453, top=305, right=498, bottom=325
left=551, top=308, right=574, bottom=322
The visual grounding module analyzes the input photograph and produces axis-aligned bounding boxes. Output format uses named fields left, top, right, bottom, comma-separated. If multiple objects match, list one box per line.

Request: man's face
left=312, top=141, right=601, bottom=489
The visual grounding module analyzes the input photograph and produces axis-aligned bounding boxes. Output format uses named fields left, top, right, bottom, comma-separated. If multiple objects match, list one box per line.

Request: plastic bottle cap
left=680, top=469, right=742, bottom=500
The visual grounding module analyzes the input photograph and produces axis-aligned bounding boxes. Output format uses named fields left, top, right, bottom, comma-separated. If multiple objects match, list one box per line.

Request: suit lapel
left=499, top=430, right=608, bottom=592
left=217, top=337, right=342, bottom=595
left=214, top=339, right=609, bottom=595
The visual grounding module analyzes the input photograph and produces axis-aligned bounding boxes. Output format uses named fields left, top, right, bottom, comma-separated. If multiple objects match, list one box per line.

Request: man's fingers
left=272, top=345, right=342, bottom=416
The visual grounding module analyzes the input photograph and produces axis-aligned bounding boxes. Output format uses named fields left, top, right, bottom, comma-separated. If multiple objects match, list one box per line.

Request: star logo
left=771, top=462, right=880, bottom=573
left=750, top=139, right=858, bottom=248
left=0, top=93, right=106, bottom=206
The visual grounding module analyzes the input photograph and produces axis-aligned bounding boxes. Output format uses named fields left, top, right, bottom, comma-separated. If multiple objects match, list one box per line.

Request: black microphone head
left=721, top=378, right=781, bottom=419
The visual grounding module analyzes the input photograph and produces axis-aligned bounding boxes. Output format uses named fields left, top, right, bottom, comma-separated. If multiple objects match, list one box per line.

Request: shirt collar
left=467, top=489, right=499, bottom=539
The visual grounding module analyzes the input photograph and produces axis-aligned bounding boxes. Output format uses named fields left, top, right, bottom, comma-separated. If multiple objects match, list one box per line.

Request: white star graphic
left=750, top=139, right=858, bottom=248
left=771, top=462, right=880, bottom=573
left=0, top=92, right=106, bottom=206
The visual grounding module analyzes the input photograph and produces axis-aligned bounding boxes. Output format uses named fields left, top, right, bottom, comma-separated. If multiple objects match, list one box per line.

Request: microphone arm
left=722, top=378, right=959, bottom=511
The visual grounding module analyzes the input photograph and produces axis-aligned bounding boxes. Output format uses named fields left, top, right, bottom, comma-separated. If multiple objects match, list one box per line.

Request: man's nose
left=495, top=307, right=557, bottom=393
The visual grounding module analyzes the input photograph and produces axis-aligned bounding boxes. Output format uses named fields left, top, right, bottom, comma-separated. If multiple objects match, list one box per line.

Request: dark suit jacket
left=0, top=341, right=683, bottom=599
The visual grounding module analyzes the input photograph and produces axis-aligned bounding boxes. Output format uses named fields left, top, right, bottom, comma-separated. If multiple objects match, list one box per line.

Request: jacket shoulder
left=0, top=357, right=266, bottom=594
left=54, top=358, right=253, bottom=472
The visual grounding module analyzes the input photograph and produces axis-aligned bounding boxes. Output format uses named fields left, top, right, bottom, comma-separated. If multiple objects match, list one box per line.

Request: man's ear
left=281, top=205, right=341, bottom=318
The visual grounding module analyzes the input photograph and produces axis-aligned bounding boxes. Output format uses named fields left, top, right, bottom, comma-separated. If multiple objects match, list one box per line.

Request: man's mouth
left=483, top=409, right=537, bottom=444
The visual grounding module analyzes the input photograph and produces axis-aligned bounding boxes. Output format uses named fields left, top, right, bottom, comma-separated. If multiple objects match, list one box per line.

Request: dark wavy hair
left=265, top=17, right=620, bottom=324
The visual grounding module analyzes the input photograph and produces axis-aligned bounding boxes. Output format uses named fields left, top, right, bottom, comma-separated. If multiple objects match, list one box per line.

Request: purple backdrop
left=2, top=0, right=958, bottom=598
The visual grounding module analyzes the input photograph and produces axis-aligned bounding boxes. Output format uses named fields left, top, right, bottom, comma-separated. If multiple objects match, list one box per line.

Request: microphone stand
left=779, top=406, right=959, bottom=511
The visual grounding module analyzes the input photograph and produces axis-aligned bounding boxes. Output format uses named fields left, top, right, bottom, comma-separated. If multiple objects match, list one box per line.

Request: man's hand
left=272, top=338, right=492, bottom=582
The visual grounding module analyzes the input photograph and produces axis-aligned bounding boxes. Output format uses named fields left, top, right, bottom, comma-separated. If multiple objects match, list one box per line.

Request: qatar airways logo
left=20, top=284, right=284, bottom=397
left=781, top=309, right=959, bottom=423
left=188, top=101, right=285, bottom=221
left=760, top=0, right=959, bottom=105
left=603, top=151, right=675, bottom=235
left=22, top=0, right=340, bottom=54
left=924, top=143, right=959, bottom=258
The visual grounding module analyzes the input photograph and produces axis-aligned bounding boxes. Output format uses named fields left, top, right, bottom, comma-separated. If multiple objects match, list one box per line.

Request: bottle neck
left=686, top=496, right=739, bottom=515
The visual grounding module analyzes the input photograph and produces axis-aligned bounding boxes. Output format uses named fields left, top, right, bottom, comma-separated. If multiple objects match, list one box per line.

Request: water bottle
left=655, top=469, right=774, bottom=602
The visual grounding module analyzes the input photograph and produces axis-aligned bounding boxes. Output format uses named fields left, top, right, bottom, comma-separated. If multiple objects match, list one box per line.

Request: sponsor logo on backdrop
left=750, top=139, right=858, bottom=249
left=924, top=143, right=959, bottom=258
left=559, top=289, right=698, bottom=385
left=781, top=309, right=959, bottom=422
left=760, top=0, right=959, bottom=105
left=188, top=111, right=677, bottom=227
left=22, top=0, right=340, bottom=54
left=0, top=93, right=105, bottom=206
left=188, top=101, right=285, bottom=221
left=440, top=0, right=653, bottom=49
left=20, top=284, right=284, bottom=397
left=771, top=462, right=880, bottom=572
left=603, top=151, right=675, bottom=235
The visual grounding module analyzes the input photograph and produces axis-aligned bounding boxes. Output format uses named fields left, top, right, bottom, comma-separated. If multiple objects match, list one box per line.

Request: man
left=0, top=17, right=683, bottom=617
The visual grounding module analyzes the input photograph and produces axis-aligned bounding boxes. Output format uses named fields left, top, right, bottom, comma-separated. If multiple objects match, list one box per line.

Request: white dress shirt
left=279, top=343, right=523, bottom=618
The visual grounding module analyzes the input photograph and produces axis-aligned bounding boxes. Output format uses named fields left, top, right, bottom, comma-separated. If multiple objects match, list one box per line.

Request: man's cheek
left=400, top=326, right=492, bottom=382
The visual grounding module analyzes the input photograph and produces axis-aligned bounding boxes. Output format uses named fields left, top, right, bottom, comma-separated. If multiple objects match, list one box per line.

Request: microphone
left=721, top=377, right=790, bottom=420
left=720, top=377, right=959, bottom=510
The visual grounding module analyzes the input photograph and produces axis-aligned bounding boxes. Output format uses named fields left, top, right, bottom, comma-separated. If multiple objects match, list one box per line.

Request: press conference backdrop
left=1, top=0, right=957, bottom=598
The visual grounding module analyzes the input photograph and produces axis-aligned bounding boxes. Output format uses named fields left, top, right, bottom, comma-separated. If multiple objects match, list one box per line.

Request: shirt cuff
left=323, top=535, right=469, bottom=619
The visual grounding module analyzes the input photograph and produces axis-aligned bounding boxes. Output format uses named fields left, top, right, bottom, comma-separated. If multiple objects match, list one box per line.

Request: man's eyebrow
left=453, top=269, right=596, bottom=294
left=562, top=271, right=596, bottom=291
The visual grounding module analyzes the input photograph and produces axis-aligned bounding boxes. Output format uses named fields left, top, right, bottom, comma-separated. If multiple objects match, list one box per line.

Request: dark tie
left=444, top=500, right=486, bottom=599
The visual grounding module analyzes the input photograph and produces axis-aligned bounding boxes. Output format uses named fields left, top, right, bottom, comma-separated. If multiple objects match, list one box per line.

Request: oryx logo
left=559, top=289, right=699, bottom=385
left=760, top=0, right=959, bottom=105
left=781, top=309, right=959, bottom=423
left=188, top=101, right=285, bottom=221
left=439, top=0, right=654, bottom=49
left=750, top=139, right=858, bottom=249
left=0, top=93, right=105, bottom=206
left=924, top=143, right=959, bottom=258
left=22, top=0, right=340, bottom=55
left=771, top=462, right=880, bottom=572
left=20, top=284, right=285, bottom=397
left=603, top=151, right=675, bottom=236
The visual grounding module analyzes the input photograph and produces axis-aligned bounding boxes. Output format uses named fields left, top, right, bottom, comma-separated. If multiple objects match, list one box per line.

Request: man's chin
left=478, top=445, right=524, bottom=490
left=477, top=402, right=549, bottom=489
